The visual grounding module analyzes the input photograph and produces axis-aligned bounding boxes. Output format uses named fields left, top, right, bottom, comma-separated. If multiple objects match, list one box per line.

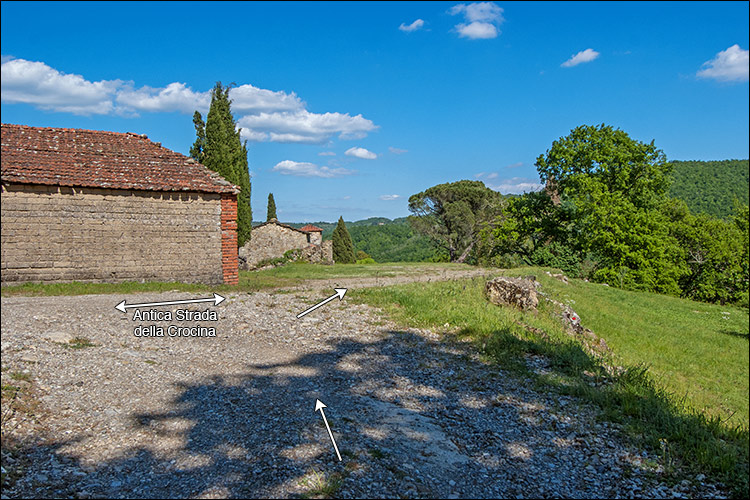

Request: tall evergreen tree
left=189, top=111, right=206, bottom=162
left=191, top=82, right=252, bottom=247
left=267, top=193, right=277, bottom=221
left=332, top=216, right=355, bottom=264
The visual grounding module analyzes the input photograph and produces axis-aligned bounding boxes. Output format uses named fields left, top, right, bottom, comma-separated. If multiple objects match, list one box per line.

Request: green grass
left=353, top=272, right=749, bottom=497
left=1, top=262, right=474, bottom=297
left=503, top=268, right=750, bottom=427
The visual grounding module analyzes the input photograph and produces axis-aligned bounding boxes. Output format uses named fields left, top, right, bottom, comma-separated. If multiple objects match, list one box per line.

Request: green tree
left=267, top=193, right=277, bottom=221
left=332, top=217, right=355, bottom=264
left=531, top=124, right=685, bottom=293
left=408, top=180, right=503, bottom=262
left=665, top=198, right=749, bottom=305
left=191, top=83, right=252, bottom=247
left=189, top=111, right=206, bottom=162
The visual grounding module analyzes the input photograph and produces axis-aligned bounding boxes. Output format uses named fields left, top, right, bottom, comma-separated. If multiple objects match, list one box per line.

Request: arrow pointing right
left=296, top=288, right=347, bottom=319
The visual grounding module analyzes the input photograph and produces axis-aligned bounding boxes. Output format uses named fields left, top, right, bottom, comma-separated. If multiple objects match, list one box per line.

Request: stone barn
left=239, top=219, right=333, bottom=269
left=1, top=124, right=240, bottom=285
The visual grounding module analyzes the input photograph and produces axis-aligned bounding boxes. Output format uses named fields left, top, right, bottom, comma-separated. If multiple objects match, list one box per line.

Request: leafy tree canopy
left=536, top=123, right=672, bottom=210
left=408, top=180, right=503, bottom=262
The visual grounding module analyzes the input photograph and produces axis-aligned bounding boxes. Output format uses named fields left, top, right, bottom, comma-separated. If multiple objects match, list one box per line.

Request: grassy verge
left=0, top=262, right=474, bottom=297
left=352, top=273, right=749, bottom=497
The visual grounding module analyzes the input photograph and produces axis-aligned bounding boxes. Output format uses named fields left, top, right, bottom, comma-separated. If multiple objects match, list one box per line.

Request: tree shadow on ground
left=6, top=330, right=627, bottom=499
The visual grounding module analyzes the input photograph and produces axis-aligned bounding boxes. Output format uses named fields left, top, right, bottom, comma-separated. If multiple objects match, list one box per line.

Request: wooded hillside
left=669, top=159, right=749, bottom=218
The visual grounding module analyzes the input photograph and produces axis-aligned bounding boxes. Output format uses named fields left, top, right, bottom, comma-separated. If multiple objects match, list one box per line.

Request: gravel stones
left=0, top=274, right=729, bottom=499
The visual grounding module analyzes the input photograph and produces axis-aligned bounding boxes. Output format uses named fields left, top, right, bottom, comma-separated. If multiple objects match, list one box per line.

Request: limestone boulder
left=485, top=277, right=539, bottom=311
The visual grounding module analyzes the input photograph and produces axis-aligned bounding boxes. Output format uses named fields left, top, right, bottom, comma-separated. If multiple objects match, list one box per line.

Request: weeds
left=299, top=469, right=344, bottom=499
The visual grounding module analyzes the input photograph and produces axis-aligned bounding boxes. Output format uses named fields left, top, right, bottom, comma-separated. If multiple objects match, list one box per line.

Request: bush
left=356, top=258, right=376, bottom=264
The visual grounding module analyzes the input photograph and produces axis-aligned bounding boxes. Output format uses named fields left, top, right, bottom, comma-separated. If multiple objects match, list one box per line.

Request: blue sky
left=2, top=1, right=748, bottom=222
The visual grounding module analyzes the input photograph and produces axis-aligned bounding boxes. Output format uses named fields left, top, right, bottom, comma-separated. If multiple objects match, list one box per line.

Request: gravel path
left=1, top=273, right=725, bottom=498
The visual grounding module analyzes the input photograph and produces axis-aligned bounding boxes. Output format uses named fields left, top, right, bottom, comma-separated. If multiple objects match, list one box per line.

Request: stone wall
left=1, top=183, right=227, bottom=285
left=239, top=222, right=333, bottom=269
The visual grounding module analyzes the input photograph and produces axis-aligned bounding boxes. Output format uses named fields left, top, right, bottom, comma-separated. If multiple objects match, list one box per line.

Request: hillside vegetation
left=669, top=160, right=750, bottom=218
left=353, top=266, right=749, bottom=496
left=288, top=218, right=443, bottom=262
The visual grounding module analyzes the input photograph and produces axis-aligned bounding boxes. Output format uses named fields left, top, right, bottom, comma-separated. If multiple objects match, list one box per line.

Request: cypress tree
left=267, top=193, right=277, bottom=221
left=332, top=216, right=355, bottom=264
left=192, top=82, right=252, bottom=247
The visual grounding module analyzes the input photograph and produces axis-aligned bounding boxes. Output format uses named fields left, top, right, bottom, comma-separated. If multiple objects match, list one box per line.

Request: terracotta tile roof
left=1, top=124, right=239, bottom=194
left=299, top=224, right=323, bottom=232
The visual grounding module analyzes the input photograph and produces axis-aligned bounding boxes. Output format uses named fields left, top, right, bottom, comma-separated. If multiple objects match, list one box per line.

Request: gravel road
left=1, top=272, right=726, bottom=498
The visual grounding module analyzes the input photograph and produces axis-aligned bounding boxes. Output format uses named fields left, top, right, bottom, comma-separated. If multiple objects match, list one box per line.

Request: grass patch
left=8, top=372, right=31, bottom=382
left=299, top=469, right=344, bottom=499
left=353, top=273, right=749, bottom=497
left=0, top=262, right=475, bottom=297
left=61, top=337, right=97, bottom=349
left=502, top=268, right=750, bottom=426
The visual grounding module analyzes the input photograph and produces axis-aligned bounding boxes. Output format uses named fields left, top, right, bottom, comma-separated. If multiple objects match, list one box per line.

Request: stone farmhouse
left=239, top=219, right=333, bottom=269
left=1, top=124, right=240, bottom=285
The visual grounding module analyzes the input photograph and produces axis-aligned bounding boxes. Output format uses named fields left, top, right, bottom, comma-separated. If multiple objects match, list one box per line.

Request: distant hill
left=271, top=217, right=442, bottom=262
left=669, top=159, right=749, bottom=218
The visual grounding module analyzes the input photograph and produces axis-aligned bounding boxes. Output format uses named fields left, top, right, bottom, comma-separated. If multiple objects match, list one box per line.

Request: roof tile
left=1, top=124, right=239, bottom=194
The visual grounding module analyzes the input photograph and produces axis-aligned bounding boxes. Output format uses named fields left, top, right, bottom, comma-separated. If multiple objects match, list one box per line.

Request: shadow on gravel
left=6, top=331, right=604, bottom=499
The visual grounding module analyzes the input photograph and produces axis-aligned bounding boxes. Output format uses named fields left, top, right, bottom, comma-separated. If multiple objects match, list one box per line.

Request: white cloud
left=697, top=44, right=749, bottom=82
left=379, top=194, right=401, bottom=201
left=389, top=146, right=408, bottom=154
left=0, top=57, right=118, bottom=115
left=272, top=160, right=356, bottom=178
left=0, top=56, right=378, bottom=144
left=229, top=84, right=304, bottom=113
left=239, top=110, right=377, bottom=144
left=561, top=48, right=600, bottom=68
left=475, top=172, right=499, bottom=180
left=318, top=151, right=336, bottom=156
left=486, top=177, right=544, bottom=194
left=506, top=161, right=523, bottom=169
left=116, top=82, right=208, bottom=114
left=450, top=2, right=504, bottom=39
left=345, top=146, right=377, bottom=159
left=399, top=19, right=425, bottom=32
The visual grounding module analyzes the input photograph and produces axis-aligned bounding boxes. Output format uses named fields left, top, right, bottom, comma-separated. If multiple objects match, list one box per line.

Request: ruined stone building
left=1, top=124, right=240, bottom=285
left=239, top=219, right=333, bottom=269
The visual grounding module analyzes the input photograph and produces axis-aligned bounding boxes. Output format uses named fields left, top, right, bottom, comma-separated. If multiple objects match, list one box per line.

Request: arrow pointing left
left=115, top=293, right=225, bottom=313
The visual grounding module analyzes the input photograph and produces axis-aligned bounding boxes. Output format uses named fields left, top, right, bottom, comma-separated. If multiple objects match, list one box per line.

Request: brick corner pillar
left=220, top=193, right=239, bottom=285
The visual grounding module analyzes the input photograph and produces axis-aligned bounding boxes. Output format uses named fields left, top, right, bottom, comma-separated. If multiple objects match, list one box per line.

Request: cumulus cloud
left=318, top=151, right=336, bottom=156
left=697, top=44, right=749, bottom=82
left=239, top=110, right=377, bottom=144
left=561, top=48, right=600, bottom=68
left=116, top=82, right=208, bottom=114
left=389, top=146, right=408, bottom=154
left=399, top=19, right=425, bottom=32
left=345, top=146, right=377, bottom=159
left=486, top=177, right=544, bottom=194
left=449, top=2, right=504, bottom=39
left=379, top=194, right=401, bottom=201
left=0, top=57, right=119, bottom=115
left=272, top=160, right=356, bottom=178
left=0, top=56, right=377, bottom=144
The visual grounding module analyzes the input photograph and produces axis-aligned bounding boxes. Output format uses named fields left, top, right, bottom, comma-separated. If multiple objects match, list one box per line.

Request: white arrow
left=315, top=399, right=342, bottom=462
left=296, top=288, right=347, bottom=319
left=115, top=293, right=225, bottom=313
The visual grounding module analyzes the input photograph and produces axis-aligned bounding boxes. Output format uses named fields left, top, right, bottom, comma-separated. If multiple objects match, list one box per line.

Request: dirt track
left=0, top=272, right=723, bottom=498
